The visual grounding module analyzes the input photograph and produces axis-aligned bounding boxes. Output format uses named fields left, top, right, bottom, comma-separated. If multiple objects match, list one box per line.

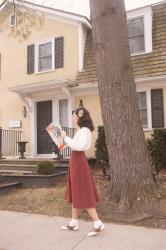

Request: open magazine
left=46, top=122, right=67, bottom=151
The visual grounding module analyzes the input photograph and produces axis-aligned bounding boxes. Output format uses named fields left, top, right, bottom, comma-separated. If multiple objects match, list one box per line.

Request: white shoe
left=61, top=224, right=79, bottom=231
left=87, top=223, right=105, bottom=237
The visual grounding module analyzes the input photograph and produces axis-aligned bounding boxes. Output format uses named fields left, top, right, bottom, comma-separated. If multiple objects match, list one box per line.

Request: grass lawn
left=0, top=169, right=165, bottom=229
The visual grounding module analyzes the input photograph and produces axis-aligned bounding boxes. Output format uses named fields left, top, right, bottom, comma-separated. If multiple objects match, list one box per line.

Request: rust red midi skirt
left=64, top=151, right=100, bottom=209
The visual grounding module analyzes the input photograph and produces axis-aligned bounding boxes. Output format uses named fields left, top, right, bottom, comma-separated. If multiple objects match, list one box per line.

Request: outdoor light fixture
left=79, top=99, right=83, bottom=108
left=22, top=106, right=27, bottom=118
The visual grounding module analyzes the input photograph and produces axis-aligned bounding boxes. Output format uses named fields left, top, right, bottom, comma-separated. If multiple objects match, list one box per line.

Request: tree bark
left=89, top=0, right=159, bottom=213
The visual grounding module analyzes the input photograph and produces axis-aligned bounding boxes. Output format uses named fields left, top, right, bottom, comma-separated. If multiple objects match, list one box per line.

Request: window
left=10, top=14, right=16, bottom=26
left=137, top=89, right=164, bottom=130
left=138, top=92, right=148, bottom=128
left=35, top=38, right=54, bottom=73
left=30, top=37, right=64, bottom=74
left=128, top=17, right=145, bottom=54
left=127, top=6, right=152, bottom=55
left=38, top=42, right=52, bottom=72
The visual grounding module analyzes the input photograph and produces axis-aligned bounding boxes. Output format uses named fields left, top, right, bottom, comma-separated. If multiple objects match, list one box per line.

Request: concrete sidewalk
left=0, top=210, right=165, bottom=250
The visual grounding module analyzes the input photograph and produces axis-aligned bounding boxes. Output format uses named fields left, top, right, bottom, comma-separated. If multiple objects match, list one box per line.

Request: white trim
left=136, top=75, right=166, bottom=84
left=147, top=89, right=152, bottom=130
left=71, top=75, right=166, bottom=96
left=31, top=99, right=37, bottom=157
left=9, top=79, right=74, bottom=95
left=14, top=0, right=91, bottom=29
left=32, top=95, right=72, bottom=157
left=127, top=6, right=153, bottom=55
left=52, top=99, right=58, bottom=125
left=78, top=23, right=84, bottom=72
left=137, top=89, right=152, bottom=130
left=35, top=37, right=55, bottom=74
left=68, top=98, right=73, bottom=127
left=136, top=80, right=166, bottom=90
left=71, top=83, right=99, bottom=96
left=18, top=94, right=32, bottom=113
left=62, top=86, right=76, bottom=109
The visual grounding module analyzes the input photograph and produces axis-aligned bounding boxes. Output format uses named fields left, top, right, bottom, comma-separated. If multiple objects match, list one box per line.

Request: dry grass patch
left=0, top=169, right=166, bottom=229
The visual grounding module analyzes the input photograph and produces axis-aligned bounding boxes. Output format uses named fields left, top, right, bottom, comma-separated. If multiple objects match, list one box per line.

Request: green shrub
left=147, top=129, right=166, bottom=173
left=37, top=161, right=55, bottom=175
left=95, top=126, right=109, bottom=175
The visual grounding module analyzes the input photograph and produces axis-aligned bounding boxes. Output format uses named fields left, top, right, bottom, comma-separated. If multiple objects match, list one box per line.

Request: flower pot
left=17, top=141, right=28, bottom=159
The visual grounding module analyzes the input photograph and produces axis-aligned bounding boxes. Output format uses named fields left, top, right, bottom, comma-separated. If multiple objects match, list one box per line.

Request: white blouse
left=64, top=127, right=92, bottom=151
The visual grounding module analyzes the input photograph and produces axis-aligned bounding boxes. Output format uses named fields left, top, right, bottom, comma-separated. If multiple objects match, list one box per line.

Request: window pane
left=39, top=56, right=52, bottom=71
left=129, top=35, right=145, bottom=54
left=38, top=42, right=52, bottom=71
left=138, top=92, right=147, bottom=108
left=39, top=42, right=52, bottom=57
left=59, top=99, right=68, bottom=127
left=138, top=92, right=148, bottom=128
left=128, top=17, right=145, bottom=54
left=128, top=17, right=144, bottom=37
left=140, top=109, right=148, bottom=128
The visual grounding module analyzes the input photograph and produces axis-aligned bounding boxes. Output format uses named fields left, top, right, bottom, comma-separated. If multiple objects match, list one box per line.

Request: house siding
left=0, top=10, right=81, bottom=155
left=132, top=3, right=166, bottom=78
left=76, top=2, right=166, bottom=85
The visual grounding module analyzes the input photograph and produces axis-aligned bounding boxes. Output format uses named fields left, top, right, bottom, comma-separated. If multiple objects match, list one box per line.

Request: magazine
left=46, top=122, right=67, bottom=151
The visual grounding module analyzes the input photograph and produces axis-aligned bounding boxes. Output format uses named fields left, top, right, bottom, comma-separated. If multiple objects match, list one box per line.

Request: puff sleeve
left=64, top=127, right=92, bottom=151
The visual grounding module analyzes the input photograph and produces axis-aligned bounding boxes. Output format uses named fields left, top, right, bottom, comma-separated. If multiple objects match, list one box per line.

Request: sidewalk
left=0, top=210, right=165, bottom=250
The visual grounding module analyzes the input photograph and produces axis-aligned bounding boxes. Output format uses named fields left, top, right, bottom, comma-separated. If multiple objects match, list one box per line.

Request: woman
left=61, top=107, right=105, bottom=237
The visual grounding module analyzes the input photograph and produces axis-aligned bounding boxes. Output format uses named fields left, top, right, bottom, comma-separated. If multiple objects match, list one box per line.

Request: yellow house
left=0, top=1, right=166, bottom=159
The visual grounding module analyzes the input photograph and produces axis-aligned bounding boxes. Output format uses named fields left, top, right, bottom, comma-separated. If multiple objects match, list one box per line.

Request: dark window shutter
left=151, top=89, right=164, bottom=128
left=27, top=44, right=35, bottom=74
left=54, top=37, right=64, bottom=69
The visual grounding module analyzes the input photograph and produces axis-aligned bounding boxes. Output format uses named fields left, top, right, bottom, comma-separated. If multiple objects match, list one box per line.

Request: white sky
left=52, top=0, right=164, bottom=16
left=0, top=0, right=164, bottom=16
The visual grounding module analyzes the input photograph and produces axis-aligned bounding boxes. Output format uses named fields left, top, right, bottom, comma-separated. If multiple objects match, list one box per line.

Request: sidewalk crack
left=71, top=234, right=87, bottom=250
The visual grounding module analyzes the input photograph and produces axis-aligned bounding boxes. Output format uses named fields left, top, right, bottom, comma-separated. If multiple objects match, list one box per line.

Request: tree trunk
left=89, top=0, right=159, bottom=214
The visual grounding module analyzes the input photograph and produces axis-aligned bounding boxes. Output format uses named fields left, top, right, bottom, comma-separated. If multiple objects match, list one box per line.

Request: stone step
left=0, top=163, right=68, bottom=173
left=0, top=163, right=68, bottom=168
left=0, top=163, right=37, bottom=168
left=0, top=159, right=69, bottom=165
left=0, top=164, right=38, bottom=172
left=0, top=169, right=33, bottom=175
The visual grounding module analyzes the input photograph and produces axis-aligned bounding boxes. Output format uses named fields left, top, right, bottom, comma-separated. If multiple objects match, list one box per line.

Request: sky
left=48, top=0, right=164, bottom=16
left=0, top=0, right=164, bottom=17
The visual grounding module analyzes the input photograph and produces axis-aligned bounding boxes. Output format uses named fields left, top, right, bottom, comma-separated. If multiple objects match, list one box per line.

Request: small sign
left=9, top=120, right=22, bottom=128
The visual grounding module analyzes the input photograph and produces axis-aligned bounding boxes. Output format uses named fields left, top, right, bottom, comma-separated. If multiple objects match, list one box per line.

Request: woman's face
left=72, top=112, right=78, bottom=125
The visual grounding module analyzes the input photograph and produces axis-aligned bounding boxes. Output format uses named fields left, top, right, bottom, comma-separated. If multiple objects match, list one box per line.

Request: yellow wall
left=1, top=9, right=166, bottom=158
left=0, top=12, right=80, bottom=154
left=75, top=87, right=166, bottom=157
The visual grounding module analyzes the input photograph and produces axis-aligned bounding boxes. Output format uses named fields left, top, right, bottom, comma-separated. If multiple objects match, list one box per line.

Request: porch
left=0, top=126, right=74, bottom=159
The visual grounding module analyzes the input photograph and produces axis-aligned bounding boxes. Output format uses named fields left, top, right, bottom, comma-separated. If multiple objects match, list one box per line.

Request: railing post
left=0, top=127, right=2, bottom=159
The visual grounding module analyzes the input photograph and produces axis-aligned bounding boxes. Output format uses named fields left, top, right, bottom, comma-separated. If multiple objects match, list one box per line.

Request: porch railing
left=62, top=127, right=75, bottom=157
left=0, top=127, right=22, bottom=157
left=0, top=126, right=74, bottom=158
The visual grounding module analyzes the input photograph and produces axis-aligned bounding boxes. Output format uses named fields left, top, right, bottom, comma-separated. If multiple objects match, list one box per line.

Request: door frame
left=31, top=94, right=72, bottom=157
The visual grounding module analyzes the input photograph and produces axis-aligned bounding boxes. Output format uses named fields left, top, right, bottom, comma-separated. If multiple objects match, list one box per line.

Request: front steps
left=0, top=158, right=69, bottom=175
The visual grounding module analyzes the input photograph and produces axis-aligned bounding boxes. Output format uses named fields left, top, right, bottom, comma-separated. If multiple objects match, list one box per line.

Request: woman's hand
left=61, top=130, right=66, bottom=138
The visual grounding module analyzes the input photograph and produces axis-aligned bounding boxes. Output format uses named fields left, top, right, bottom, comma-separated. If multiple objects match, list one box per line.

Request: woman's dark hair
left=72, top=108, right=94, bottom=132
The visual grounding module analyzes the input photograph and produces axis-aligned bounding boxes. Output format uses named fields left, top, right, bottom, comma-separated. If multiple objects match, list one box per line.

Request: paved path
left=0, top=210, right=165, bottom=250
